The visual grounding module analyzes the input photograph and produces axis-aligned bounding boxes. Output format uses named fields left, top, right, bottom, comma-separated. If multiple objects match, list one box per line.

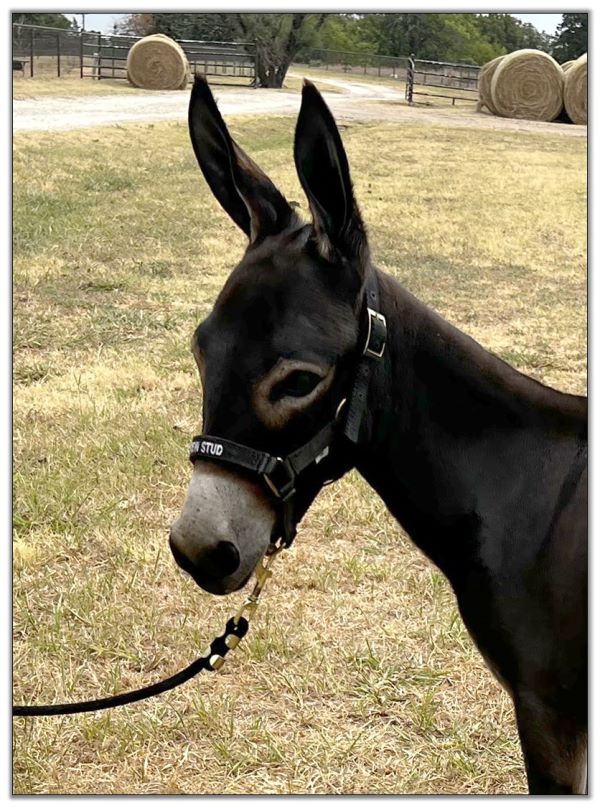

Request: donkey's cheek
left=170, top=462, right=276, bottom=592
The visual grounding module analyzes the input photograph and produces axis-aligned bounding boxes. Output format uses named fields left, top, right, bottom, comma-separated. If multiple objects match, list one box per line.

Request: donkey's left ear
left=189, top=76, right=295, bottom=244
left=294, top=80, right=367, bottom=261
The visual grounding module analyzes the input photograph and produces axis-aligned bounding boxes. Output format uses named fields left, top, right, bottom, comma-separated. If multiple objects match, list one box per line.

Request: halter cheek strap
left=189, top=270, right=387, bottom=548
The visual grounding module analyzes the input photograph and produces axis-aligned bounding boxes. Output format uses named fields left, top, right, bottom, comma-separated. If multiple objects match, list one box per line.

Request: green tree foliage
left=552, top=14, right=587, bottom=63
left=363, top=13, right=554, bottom=63
left=475, top=13, right=552, bottom=55
left=12, top=12, right=73, bottom=29
left=316, top=14, right=377, bottom=55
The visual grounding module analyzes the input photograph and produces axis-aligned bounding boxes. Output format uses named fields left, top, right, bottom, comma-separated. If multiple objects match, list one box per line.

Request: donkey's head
left=169, top=77, right=372, bottom=594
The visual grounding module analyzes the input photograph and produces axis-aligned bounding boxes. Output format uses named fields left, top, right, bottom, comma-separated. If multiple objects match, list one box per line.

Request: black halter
left=189, top=269, right=387, bottom=548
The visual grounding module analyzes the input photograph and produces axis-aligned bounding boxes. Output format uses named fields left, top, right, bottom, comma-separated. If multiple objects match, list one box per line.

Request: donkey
left=170, top=77, right=587, bottom=795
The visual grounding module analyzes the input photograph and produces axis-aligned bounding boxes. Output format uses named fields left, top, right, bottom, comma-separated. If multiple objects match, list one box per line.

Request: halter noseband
left=189, top=269, right=387, bottom=548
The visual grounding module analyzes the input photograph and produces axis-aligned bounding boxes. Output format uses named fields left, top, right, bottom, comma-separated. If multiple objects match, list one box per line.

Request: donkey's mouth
left=189, top=568, right=253, bottom=597
left=169, top=534, right=256, bottom=596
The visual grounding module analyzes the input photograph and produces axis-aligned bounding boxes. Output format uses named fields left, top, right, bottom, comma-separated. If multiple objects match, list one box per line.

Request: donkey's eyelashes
left=270, top=370, right=323, bottom=401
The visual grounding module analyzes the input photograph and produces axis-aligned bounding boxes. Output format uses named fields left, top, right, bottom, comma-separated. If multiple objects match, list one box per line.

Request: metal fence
left=298, top=47, right=409, bottom=80
left=12, top=24, right=257, bottom=85
left=12, top=24, right=100, bottom=78
left=296, top=47, right=480, bottom=105
left=409, top=55, right=480, bottom=105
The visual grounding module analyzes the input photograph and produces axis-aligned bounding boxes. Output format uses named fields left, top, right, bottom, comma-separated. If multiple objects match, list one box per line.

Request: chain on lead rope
left=204, top=540, right=284, bottom=672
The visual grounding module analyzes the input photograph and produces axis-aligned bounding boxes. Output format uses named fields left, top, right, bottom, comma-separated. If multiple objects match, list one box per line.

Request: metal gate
left=405, top=54, right=480, bottom=106
left=13, top=24, right=257, bottom=87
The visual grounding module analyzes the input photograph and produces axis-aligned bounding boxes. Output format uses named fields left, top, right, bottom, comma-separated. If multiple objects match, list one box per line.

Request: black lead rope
left=13, top=617, right=249, bottom=717
left=13, top=270, right=387, bottom=718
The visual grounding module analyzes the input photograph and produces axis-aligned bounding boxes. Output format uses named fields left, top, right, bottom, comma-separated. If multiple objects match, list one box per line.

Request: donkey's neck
left=356, top=269, right=585, bottom=580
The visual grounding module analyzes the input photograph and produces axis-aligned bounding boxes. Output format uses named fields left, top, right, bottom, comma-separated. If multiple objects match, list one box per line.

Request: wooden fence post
left=405, top=52, right=415, bottom=104
left=80, top=29, right=84, bottom=78
left=97, top=31, right=102, bottom=80
left=253, top=40, right=259, bottom=88
left=56, top=32, right=61, bottom=77
left=30, top=27, right=34, bottom=77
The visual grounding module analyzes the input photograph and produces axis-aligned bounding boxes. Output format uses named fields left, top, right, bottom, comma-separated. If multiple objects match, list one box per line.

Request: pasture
left=13, top=107, right=586, bottom=794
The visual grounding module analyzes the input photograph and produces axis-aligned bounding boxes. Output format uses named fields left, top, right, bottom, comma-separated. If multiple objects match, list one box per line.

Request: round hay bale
left=561, top=59, right=576, bottom=72
left=491, top=49, right=564, bottom=121
left=477, top=55, right=505, bottom=114
left=127, top=33, right=189, bottom=91
left=563, top=53, right=587, bottom=124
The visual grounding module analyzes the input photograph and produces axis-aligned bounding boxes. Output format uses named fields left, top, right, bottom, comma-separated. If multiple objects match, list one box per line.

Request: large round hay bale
left=477, top=55, right=505, bottom=114
left=491, top=49, right=564, bottom=121
left=561, top=59, right=576, bottom=72
left=563, top=53, right=587, bottom=124
left=127, top=33, right=189, bottom=91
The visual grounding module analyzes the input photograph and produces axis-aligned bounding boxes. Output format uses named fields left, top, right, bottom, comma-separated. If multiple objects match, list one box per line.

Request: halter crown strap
left=343, top=272, right=387, bottom=444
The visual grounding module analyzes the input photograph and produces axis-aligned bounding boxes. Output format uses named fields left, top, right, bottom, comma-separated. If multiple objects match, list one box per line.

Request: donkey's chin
left=190, top=566, right=255, bottom=596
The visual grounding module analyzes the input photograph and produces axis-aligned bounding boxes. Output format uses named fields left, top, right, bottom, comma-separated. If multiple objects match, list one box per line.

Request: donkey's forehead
left=198, top=236, right=357, bottom=359
left=213, top=234, right=327, bottom=319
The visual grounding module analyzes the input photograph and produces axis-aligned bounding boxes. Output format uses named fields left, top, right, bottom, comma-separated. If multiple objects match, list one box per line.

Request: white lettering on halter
left=200, top=441, right=224, bottom=457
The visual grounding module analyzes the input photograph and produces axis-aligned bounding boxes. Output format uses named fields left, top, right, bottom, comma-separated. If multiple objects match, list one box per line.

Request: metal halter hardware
left=189, top=270, right=387, bottom=548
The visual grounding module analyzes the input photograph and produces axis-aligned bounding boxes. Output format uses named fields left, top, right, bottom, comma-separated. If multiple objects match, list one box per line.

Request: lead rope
left=13, top=542, right=284, bottom=717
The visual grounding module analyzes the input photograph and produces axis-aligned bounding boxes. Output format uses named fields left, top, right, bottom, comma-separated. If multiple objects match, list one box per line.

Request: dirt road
left=13, top=73, right=586, bottom=137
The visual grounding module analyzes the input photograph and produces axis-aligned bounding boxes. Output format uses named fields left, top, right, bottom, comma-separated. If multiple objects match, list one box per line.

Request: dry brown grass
left=12, top=76, right=145, bottom=98
left=13, top=111, right=586, bottom=795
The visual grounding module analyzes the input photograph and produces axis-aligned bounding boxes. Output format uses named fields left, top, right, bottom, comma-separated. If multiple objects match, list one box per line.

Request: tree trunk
left=237, top=13, right=328, bottom=89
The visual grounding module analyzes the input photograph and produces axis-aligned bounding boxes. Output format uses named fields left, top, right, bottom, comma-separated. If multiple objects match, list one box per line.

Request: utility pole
left=82, top=14, right=86, bottom=32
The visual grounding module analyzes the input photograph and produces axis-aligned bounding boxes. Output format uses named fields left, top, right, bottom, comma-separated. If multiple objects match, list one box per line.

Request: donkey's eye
left=271, top=370, right=322, bottom=400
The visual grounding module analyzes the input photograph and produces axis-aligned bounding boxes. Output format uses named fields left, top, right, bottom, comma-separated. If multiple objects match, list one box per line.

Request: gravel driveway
left=13, top=74, right=586, bottom=137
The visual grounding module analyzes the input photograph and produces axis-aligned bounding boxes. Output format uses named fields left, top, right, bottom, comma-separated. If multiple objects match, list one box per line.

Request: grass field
left=13, top=110, right=586, bottom=794
left=13, top=76, right=149, bottom=98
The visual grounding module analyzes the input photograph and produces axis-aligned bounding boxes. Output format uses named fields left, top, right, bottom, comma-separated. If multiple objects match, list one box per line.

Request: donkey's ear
left=294, top=80, right=367, bottom=260
left=188, top=76, right=295, bottom=243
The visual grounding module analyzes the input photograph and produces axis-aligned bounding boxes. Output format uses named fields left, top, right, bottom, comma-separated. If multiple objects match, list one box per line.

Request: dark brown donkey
left=170, top=77, right=587, bottom=795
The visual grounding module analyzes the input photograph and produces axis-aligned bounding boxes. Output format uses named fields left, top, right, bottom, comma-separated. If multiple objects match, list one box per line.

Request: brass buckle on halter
left=364, top=308, right=387, bottom=359
left=263, top=457, right=296, bottom=501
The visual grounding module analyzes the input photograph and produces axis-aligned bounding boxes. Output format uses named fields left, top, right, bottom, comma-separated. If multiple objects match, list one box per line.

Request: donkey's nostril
left=211, top=540, right=240, bottom=577
left=169, top=528, right=241, bottom=580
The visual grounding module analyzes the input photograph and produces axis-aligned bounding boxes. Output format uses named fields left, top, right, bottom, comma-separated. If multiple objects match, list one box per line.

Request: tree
left=118, top=14, right=160, bottom=37
left=317, top=14, right=377, bottom=55
left=128, top=13, right=241, bottom=42
left=236, top=13, right=327, bottom=87
left=474, top=13, right=552, bottom=56
left=12, top=12, right=73, bottom=29
left=552, top=14, right=587, bottom=63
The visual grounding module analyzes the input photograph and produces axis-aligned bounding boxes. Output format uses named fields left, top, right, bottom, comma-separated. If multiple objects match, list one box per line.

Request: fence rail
left=298, top=47, right=480, bottom=105
left=298, top=47, right=409, bottom=79
left=12, top=24, right=257, bottom=85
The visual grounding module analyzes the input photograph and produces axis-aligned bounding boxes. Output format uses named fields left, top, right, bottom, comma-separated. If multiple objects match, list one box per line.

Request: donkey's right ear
left=294, top=80, right=367, bottom=261
left=188, top=76, right=294, bottom=243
